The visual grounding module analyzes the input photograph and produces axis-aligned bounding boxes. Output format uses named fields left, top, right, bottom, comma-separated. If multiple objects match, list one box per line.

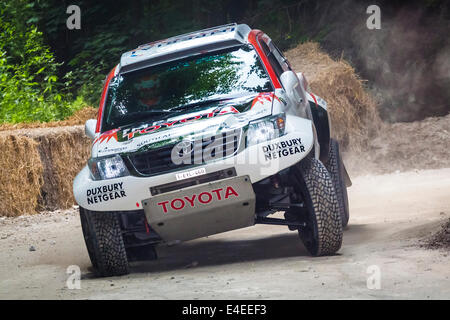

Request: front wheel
left=289, top=156, right=343, bottom=256
left=79, top=208, right=129, bottom=277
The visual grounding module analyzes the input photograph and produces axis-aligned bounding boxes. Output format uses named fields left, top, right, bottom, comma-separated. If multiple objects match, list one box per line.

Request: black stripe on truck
left=309, top=101, right=330, bottom=163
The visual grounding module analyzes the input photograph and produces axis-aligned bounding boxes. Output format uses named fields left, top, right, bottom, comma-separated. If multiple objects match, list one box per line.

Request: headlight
left=246, top=113, right=286, bottom=147
left=88, top=154, right=129, bottom=180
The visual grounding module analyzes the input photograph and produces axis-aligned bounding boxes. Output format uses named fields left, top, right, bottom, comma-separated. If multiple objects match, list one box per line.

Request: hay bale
left=0, top=106, right=96, bottom=215
left=285, top=42, right=380, bottom=150
left=0, top=126, right=91, bottom=216
left=41, top=128, right=91, bottom=210
left=25, top=126, right=91, bottom=210
left=0, top=134, right=43, bottom=216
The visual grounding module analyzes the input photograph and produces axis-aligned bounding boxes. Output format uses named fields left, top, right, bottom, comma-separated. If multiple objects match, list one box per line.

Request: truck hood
left=92, top=91, right=283, bottom=158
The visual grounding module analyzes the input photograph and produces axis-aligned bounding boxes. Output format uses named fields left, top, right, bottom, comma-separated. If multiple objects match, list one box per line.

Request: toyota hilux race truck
left=73, top=23, right=351, bottom=277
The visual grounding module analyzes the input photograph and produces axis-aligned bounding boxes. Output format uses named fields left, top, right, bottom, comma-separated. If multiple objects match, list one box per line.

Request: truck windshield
left=101, top=44, right=273, bottom=132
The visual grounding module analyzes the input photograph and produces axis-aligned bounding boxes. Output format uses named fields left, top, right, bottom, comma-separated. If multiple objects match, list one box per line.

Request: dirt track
left=0, top=168, right=449, bottom=299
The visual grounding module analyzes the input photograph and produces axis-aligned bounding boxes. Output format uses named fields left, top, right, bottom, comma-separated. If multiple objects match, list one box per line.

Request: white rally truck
left=74, top=23, right=351, bottom=276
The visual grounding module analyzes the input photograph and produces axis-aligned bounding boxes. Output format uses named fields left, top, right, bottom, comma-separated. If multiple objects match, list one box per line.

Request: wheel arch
left=307, top=92, right=331, bottom=163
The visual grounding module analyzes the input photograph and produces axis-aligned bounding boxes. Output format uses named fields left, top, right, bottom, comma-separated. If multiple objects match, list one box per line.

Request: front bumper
left=73, top=116, right=314, bottom=212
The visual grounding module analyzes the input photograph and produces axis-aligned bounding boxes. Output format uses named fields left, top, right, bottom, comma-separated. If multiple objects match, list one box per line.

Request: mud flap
left=142, top=175, right=256, bottom=242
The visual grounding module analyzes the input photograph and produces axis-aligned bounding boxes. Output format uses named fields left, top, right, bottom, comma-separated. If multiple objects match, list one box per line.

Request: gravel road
left=0, top=168, right=449, bottom=299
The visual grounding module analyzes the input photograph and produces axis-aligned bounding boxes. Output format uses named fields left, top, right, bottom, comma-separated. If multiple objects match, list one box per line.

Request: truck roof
left=119, top=23, right=251, bottom=74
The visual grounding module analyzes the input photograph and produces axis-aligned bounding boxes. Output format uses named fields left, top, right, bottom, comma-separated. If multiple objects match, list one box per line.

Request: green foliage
left=0, top=0, right=83, bottom=123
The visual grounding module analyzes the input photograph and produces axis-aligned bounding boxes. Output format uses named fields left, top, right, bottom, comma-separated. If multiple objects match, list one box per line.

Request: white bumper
left=73, top=116, right=314, bottom=211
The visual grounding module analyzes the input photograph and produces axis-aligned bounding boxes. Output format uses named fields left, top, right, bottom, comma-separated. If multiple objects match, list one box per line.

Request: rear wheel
left=289, top=156, right=343, bottom=256
left=79, top=208, right=129, bottom=277
left=325, top=139, right=349, bottom=227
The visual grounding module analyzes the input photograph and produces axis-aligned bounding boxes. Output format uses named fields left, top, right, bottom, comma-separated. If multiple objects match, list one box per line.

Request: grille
left=150, top=168, right=237, bottom=195
left=127, top=129, right=241, bottom=176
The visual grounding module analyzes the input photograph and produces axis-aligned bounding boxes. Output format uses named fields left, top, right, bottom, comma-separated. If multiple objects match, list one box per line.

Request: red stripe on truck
left=247, top=30, right=282, bottom=89
left=96, top=66, right=117, bottom=133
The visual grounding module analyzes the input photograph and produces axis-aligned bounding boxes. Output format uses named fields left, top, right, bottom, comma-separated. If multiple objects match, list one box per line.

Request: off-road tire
left=79, top=207, right=129, bottom=277
left=291, top=156, right=343, bottom=256
left=325, top=139, right=350, bottom=227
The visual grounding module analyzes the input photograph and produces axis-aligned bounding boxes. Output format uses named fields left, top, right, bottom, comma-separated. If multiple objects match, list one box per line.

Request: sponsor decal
left=97, top=146, right=128, bottom=154
left=86, top=182, right=126, bottom=204
left=262, top=138, right=305, bottom=161
left=120, top=106, right=239, bottom=142
left=94, top=107, right=239, bottom=145
left=136, top=133, right=172, bottom=148
left=251, top=92, right=280, bottom=108
left=93, top=128, right=119, bottom=144
left=156, top=186, right=239, bottom=213
left=278, top=96, right=287, bottom=106
left=175, top=167, right=206, bottom=181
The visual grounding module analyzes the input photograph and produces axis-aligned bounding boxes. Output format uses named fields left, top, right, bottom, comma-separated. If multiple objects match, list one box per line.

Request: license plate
left=175, top=167, right=206, bottom=181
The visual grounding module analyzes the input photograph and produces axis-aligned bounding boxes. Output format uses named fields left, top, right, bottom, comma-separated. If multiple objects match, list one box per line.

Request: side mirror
left=85, top=119, right=97, bottom=140
left=280, top=71, right=303, bottom=104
